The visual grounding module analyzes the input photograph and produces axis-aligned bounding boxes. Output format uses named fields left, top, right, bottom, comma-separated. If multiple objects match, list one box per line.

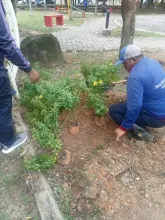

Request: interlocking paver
left=53, top=14, right=165, bottom=52
left=116, top=14, right=165, bottom=33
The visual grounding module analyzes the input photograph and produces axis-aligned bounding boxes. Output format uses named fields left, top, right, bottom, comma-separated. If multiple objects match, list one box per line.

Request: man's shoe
left=2, top=133, right=27, bottom=154
left=128, top=124, right=154, bottom=143
left=128, top=130, right=139, bottom=140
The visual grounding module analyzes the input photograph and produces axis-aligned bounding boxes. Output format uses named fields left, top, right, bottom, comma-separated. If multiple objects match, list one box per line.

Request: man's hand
left=115, top=127, right=126, bottom=141
left=28, top=69, right=40, bottom=83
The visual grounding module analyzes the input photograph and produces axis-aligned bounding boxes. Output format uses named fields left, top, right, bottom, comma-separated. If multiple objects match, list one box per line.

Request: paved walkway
left=116, top=14, right=165, bottom=33
left=53, top=14, right=165, bottom=52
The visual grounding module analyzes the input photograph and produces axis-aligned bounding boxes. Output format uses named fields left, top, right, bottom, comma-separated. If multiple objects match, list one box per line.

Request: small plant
left=81, top=61, right=120, bottom=116
left=33, top=62, right=53, bottom=80
left=86, top=92, right=108, bottom=116
left=81, top=61, right=120, bottom=86
left=25, top=154, right=56, bottom=171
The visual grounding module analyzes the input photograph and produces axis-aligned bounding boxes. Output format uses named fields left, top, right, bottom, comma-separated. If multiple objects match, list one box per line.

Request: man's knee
left=109, top=104, right=118, bottom=117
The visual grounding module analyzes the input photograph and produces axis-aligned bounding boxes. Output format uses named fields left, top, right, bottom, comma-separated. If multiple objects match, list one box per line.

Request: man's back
left=128, top=56, right=165, bottom=118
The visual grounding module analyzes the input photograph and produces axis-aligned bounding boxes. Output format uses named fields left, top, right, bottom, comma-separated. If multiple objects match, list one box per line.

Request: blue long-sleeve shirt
left=121, top=56, right=165, bottom=129
left=0, top=0, right=32, bottom=77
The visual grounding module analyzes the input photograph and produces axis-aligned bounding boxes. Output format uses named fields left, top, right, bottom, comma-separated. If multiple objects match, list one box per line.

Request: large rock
left=21, top=34, right=65, bottom=67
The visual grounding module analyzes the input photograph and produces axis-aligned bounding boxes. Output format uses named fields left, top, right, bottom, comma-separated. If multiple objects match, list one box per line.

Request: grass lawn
left=16, top=9, right=95, bottom=33
left=0, top=154, right=40, bottom=219
left=112, top=26, right=165, bottom=38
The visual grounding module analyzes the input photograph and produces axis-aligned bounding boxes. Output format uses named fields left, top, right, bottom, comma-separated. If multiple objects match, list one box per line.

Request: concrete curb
left=13, top=108, right=64, bottom=220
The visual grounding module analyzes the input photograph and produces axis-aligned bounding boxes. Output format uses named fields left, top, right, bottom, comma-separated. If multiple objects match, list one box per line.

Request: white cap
left=115, top=45, right=142, bottom=65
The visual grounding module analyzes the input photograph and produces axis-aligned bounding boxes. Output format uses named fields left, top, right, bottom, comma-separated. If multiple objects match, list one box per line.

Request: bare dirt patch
left=43, top=91, right=165, bottom=220
left=16, top=50, right=165, bottom=220
left=40, top=51, right=165, bottom=220
left=0, top=152, right=40, bottom=220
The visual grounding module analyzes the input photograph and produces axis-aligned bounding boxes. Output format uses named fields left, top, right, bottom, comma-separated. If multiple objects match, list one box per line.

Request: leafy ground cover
left=17, top=10, right=97, bottom=33
left=21, top=59, right=120, bottom=171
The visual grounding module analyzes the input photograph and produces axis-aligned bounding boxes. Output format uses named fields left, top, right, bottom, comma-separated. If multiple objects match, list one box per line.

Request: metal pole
left=43, top=0, right=46, bottom=14
left=105, top=9, right=110, bottom=29
left=29, top=0, right=32, bottom=15
left=70, top=0, right=73, bottom=20
left=54, top=0, right=56, bottom=13
left=68, top=0, right=70, bottom=16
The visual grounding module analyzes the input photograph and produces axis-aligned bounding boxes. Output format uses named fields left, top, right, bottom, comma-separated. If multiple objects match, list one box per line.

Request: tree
left=146, top=0, right=154, bottom=9
left=69, top=0, right=73, bottom=20
left=64, top=0, right=68, bottom=8
left=120, top=0, right=136, bottom=49
left=95, top=0, right=98, bottom=14
left=139, top=0, right=144, bottom=8
left=161, top=0, right=164, bottom=5
left=160, top=0, right=165, bottom=8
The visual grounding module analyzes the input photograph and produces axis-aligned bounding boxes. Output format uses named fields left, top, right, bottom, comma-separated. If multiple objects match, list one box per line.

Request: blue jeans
left=109, top=103, right=165, bottom=128
left=0, top=76, right=15, bottom=146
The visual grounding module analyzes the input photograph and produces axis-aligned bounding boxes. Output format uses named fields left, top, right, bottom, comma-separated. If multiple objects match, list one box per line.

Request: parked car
left=17, top=0, right=36, bottom=5
left=39, top=0, right=55, bottom=4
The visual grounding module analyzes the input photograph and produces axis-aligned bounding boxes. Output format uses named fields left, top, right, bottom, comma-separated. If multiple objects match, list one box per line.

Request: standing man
left=109, top=45, right=165, bottom=142
left=0, top=0, right=39, bottom=154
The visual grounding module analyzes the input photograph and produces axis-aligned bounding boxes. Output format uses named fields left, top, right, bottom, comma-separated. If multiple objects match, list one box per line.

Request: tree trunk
left=139, top=0, right=143, bottom=8
left=64, top=0, right=68, bottom=8
left=161, top=0, right=164, bottom=5
left=69, top=0, right=73, bottom=20
left=146, top=0, right=154, bottom=9
left=95, top=0, right=98, bottom=14
left=120, top=0, right=136, bottom=49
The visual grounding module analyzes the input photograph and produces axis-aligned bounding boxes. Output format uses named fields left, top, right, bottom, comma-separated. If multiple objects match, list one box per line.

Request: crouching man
left=109, top=45, right=165, bottom=142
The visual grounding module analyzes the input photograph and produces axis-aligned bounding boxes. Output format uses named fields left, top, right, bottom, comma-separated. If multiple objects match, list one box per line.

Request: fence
left=17, top=0, right=122, bottom=9
left=109, top=0, right=121, bottom=5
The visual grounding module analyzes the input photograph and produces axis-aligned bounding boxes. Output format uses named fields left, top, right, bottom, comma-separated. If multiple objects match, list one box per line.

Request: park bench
left=44, top=14, right=64, bottom=27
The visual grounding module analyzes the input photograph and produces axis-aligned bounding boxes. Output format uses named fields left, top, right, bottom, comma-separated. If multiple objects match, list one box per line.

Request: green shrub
left=21, top=74, right=86, bottom=171
left=21, top=61, right=120, bottom=170
left=86, top=92, right=108, bottom=116
left=81, top=61, right=120, bottom=85
left=81, top=61, right=120, bottom=116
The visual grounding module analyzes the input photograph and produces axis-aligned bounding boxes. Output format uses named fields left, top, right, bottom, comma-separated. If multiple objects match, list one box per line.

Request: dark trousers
left=0, top=76, right=15, bottom=146
left=109, top=103, right=165, bottom=128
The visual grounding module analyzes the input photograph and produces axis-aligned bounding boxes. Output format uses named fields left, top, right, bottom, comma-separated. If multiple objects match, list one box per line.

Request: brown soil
left=18, top=50, right=165, bottom=220
left=45, top=90, right=165, bottom=220
left=0, top=153, right=40, bottom=220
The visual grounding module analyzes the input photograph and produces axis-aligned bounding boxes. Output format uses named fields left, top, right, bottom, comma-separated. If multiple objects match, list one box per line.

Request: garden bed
left=20, top=51, right=165, bottom=220
left=43, top=91, right=165, bottom=220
